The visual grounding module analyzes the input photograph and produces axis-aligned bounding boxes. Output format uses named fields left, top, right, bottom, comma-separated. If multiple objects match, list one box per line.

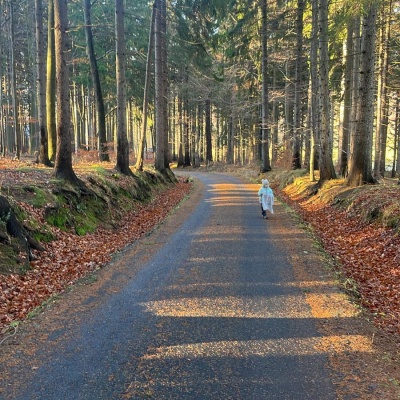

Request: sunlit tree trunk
left=393, top=96, right=400, bottom=178
left=339, top=19, right=354, bottom=178
left=395, top=95, right=400, bottom=177
left=309, top=0, right=320, bottom=181
left=347, top=3, right=377, bottom=186
left=46, top=0, right=56, bottom=161
left=35, top=0, right=51, bottom=166
left=318, top=0, right=336, bottom=183
left=373, top=0, right=391, bottom=179
left=135, top=2, right=155, bottom=171
left=53, top=0, right=79, bottom=183
left=292, top=0, right=305, bottom=170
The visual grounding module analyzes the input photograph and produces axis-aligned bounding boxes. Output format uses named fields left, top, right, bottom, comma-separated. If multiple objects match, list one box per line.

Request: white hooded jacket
left=258, top=179, right=274, bottom=214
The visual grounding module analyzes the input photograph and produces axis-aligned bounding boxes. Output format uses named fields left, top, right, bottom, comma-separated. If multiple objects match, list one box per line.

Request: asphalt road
left=1, top=172, right=337, bottom=399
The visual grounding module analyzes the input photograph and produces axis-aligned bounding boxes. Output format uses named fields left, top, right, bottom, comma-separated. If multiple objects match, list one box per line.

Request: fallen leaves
left=279, top=184, right=400, bottom=337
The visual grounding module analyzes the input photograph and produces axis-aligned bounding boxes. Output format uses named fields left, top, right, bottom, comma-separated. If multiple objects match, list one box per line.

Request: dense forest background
left=0, top=0, right=399, bottom=186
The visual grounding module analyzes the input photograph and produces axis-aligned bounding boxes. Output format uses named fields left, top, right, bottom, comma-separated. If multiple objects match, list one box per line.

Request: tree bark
left=154, top=0, right=169, bottom=172
left=347, top=3, right=377, bottom=186
left=84, top=0, right=109, bottom=163
left=292, top=0, right=305, bottom=170
left=9, top=2, right=21, bottom=160
left=339, top=19, right=354, bottom=178
left=260, top=0, right=271, bottom=172
left=318, top=0, right=336, bottom=183
left=373, top=0, right=391, bottom=179
left=46, top=0, right=57, bottom=161
left=35, top=0, right=51, bottom=167
left=205, top=98, right=212, bottom=164
left=135, top=2, right=156, bottom=171
left=53, top=0, right=79, bottom=183
left=114, top=0, right=132, bottom=175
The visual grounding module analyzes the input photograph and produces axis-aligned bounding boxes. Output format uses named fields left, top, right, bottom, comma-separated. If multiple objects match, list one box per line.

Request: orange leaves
left=0, top=181, right=192, bottom=333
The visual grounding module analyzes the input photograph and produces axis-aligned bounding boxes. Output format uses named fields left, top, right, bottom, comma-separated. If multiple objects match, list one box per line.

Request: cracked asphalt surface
left=0, top=172, right=339, bottom=399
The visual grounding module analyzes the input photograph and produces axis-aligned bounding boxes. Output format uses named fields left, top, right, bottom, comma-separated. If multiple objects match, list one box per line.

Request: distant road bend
left=1, top=171, right=366, bottom=399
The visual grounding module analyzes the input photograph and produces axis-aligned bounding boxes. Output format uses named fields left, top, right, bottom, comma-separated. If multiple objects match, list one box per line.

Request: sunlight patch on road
left=304, top=293, right=361, bottom=318
left=141, top=295, right=312, bottom=318
left=142, top=335, right=374, bottom=360
left=208, top=183, right=256, bottom=193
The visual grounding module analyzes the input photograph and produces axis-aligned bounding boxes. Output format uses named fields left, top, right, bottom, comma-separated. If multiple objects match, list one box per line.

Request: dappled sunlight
left=140, top=295, right=308, bottom=318
left=142, top=335, right=374, bottom=360
left=305, top=293, right=361, bottom=318
left=208, top=183, right=256, bottom=192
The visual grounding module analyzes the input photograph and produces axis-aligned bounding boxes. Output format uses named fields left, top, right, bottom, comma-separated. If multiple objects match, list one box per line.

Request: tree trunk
left=53, top=0, right=79, bottom=183
left=135, top=2, right=156, bottom=171
left=339, top=19, right=354, bottom=178
left=395, top=95, right=400, bottom=178
left=309, top=0, right=318, bottom=181
left=393, top=96, right=400, bottom=178
left=35, top=0, right=51, bottom=166
left=318, top=0, right=336, bottom=183
left=84, top=0, right=109, bottom=163
left=347, top=4, right=377, bottom=186
left=10, top=2, right=21, bottom=160
left=46, top=0, right=57, bottom=162
left=292, top=0, right=305, bottom=170
left=373, top=0, right=391, bottom=179
left=114, top=0, right=132, bottom=175
left=160, top=0, right=169, bottom=169
left=154, top=0, right=169, bottom=172
left=205, top=98, right=212, bottom=164
left=260, top=0, right=271, bottom=172
left=177, top=95, right=184, bottom=167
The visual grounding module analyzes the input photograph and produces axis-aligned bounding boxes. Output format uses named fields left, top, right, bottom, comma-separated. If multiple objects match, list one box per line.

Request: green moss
left=1, top=167, right=174, bottom=274
left=30, top=187, right=48, bottom=207
left=33, top=230, right=55, bottom=243
left=45, top=207, right=70, bottom=229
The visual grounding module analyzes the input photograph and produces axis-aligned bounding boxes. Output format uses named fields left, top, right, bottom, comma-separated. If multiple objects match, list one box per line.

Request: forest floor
left=1, top=158, right=400, bottom=398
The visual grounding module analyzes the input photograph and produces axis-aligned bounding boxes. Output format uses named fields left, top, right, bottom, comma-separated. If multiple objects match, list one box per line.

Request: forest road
left=0, top=172, right=371, bottom=399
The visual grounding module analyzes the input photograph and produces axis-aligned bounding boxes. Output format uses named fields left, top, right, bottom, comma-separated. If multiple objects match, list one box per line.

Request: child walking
left=258, top=179, right=274, bottom=219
